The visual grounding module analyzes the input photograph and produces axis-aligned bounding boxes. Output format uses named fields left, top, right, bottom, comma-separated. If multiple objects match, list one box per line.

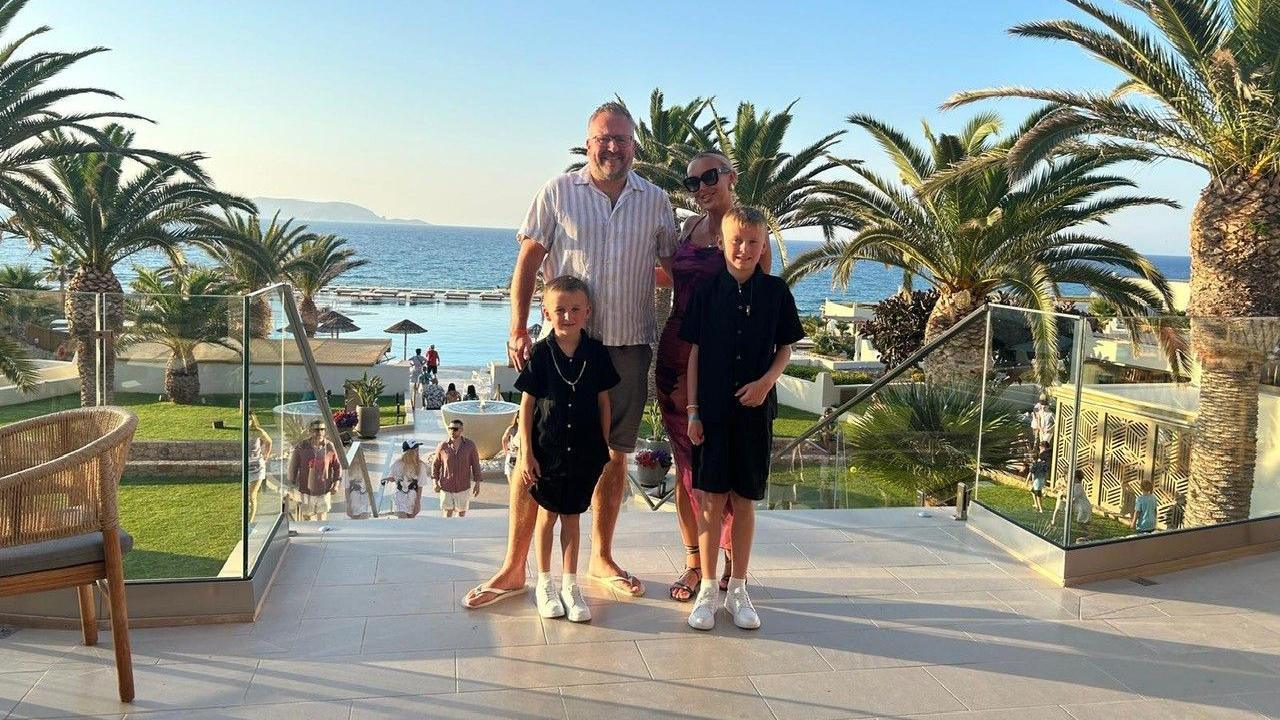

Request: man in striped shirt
left=463, top=102, right=676, bottom=608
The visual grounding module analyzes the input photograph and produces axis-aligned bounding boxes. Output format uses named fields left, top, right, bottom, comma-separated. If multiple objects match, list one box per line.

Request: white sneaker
left=536, top=580, right=564, bottom=619
left=560, top=583, right=591, bottom=623
left=724, top=584, right=760, bottom=629
left=688, top=586, right=718, bottom=631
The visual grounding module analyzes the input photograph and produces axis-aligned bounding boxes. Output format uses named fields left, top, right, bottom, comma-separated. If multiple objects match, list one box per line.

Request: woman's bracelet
left=686, top=403, right=699, bottom=410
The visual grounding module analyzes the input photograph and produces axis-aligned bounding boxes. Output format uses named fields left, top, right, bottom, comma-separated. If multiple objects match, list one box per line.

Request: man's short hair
left=588, top=101, right=635, bottom=130
left=544, top=274, right=593, bottom=304
left=724, top=204, right=768, bottom=231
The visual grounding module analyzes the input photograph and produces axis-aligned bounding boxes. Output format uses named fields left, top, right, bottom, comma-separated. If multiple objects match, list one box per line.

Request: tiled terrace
left=4, top=508, right=1280, bottom=719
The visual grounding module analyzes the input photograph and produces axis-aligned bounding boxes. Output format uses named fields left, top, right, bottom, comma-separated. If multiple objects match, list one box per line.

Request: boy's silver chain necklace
left=550, top=344, right=587, bottom=391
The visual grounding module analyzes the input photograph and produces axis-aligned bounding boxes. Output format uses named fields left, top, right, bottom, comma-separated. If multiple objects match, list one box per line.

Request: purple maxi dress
left=656, top=217, right=733, bottom=549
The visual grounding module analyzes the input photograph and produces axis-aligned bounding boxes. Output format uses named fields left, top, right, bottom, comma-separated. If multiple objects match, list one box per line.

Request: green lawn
left=974, top=481, right=1136, bottom=545
left=0, top=392, right=407, bottom=441
left=639, top=405, right=820, bottom=440
left=119, top=473, right=242, bottom=580
left=767, top=465, right=918, bottom=509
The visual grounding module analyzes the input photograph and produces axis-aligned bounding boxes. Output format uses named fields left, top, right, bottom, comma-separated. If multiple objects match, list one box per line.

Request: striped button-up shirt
left=518, top=167, right=677, bottom=346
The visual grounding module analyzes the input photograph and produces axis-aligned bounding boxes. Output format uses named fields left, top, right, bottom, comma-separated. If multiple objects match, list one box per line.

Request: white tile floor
left=4, top=508, right=1280, bottom=719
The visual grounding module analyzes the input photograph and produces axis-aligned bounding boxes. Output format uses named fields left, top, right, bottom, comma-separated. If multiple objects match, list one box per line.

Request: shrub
left=861, top=290, right=938, bottom=368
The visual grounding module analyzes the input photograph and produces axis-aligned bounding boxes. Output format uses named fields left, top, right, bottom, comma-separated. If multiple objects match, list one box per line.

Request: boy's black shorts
left=692, top=404, right=773, bottom=501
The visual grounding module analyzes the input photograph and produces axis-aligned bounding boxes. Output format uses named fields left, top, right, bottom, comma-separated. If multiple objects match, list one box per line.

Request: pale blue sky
left=34, top=0, right=1204, bottom=254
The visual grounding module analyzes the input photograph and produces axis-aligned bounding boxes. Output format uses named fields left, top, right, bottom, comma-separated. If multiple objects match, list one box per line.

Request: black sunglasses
left=682, top=167, right=728, bottom=193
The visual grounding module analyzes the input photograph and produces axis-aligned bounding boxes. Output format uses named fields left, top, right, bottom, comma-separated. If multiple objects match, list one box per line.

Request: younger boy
left=682, top=205, right=804, bottom=631
left=1132, top=479, right=1158, bottom=534
left=515, top=275, right=619, bottom=622
left=1028, top=441, right=1050, bottom=514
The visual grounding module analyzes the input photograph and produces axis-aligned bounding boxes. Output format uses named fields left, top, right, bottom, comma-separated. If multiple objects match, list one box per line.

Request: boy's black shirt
left=679, top=267, right=805, bottom=423
left=514, top=333, right=620, bottom=477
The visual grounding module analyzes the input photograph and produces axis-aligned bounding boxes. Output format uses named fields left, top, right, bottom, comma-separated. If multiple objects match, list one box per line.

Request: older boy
left=682, top=205, right=804, bottom=630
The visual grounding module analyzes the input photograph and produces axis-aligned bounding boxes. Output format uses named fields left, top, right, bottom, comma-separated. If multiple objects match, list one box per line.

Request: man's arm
left=508, top=238, right=548, bottom=370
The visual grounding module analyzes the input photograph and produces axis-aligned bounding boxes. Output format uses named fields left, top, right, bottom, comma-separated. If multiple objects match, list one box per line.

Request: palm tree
left=288, top=233, right=368, bottom=336
left=783, top=111, right=1174, bottom=381
left=42, top=245, right=73, bottom=292
left=122, top=264, right=234, bottom=404
left=0, top=124, right=252, bottom=405
left=843, top=382, right=1029, bottom=500
left=705, top=100, right=849, bottom=263
left=943, top=0, right=1280, bottom=525
left=193, top=211, right=312, bottom=338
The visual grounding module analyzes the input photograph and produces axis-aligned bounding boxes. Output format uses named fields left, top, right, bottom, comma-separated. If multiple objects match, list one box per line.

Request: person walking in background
left=514, top=276, right=620, bottom=622
left=1027, top=441, right=1050, bottom=513
left=426, top=344, right=441, bottom=380
left=682, top=206, right=804, bottom=631
left=1031, top=396, right=1055, bottom=444
left=1132, top=479, right=1158, bottom=534
left=444, top=382, right=462, bottom=405
left=409, top=348, right=427, bottom=408
left=383, top=440, right=428, bottom=519
left=502, top=411, right=521, bottom=483
left=422, top=376, right=446, bottom=410
left=656, top=151, right=772, bottom=602
left=287, top=420, right=342, bottom=522
left=464, top=101, right=676, bottom=609
left=246, top=414, right=273, bottom=524
left=433, top=419, right=483, bottom=518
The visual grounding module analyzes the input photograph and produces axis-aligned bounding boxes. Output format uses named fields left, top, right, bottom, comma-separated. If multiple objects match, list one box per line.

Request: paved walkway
left=3, top=508, right=1280, bottom=719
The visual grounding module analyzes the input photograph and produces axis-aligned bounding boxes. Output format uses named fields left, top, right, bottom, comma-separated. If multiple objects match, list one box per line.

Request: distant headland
left=251, top=197, right=431, bottom=226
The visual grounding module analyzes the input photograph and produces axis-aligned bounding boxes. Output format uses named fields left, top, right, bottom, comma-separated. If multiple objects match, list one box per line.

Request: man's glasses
left=589, top=134, right=633, bottom=147
left=448, top=426, right=463, bottom=432
left=682, top=167, right=729, bottom=192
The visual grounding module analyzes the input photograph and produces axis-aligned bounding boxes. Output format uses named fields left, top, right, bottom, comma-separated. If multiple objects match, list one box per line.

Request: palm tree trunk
left=65, top=268, right=124, bottom=405
left=300, top=295, right=319, bottom=337
left=1186, top=171, right=1280, bottom=526
left=920, top=289, right=985, bottom=383
left=165, top=351, right=201, bottom=405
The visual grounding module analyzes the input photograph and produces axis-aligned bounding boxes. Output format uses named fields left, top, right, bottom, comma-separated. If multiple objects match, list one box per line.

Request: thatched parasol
left=317, top=308, right=353, bottom=324
left=385, top=318, right=428, bottom=360
left=317, top=316, right=360, bottom=338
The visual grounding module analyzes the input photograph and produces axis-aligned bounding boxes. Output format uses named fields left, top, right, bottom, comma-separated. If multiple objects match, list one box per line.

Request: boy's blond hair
left=724, top=204, right=768, bottom=231
left=1139, top=479, right=1154, bottom=493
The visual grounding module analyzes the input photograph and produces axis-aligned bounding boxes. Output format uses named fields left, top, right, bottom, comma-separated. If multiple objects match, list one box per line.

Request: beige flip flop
left=591, top=570, right=646, bottom=598
left=462, top=584, right=528, bottom=609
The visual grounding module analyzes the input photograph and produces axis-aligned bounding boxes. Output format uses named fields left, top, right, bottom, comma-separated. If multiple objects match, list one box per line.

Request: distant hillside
left=251, top=197, right=430, bottom=226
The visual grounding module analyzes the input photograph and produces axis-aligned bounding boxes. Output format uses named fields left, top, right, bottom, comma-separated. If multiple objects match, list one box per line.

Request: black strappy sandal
left=669, top=545, right=701, bottom=602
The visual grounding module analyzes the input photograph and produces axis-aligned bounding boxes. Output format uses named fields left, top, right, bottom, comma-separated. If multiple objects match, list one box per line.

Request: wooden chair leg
left=102, top=532, right=134, bottom=703
left=76, top=584, right=97, bottom=646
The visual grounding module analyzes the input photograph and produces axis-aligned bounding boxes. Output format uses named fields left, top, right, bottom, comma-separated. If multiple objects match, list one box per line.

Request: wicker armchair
left=0, top=407, right=138, bottom=702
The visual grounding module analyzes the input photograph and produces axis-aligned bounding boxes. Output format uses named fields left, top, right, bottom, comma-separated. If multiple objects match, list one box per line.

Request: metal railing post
left=1062, top=316, right=1088, bottom=547
left=241, top=294, right=251, bottom=578
left=971, top=307, right=994, bottom=505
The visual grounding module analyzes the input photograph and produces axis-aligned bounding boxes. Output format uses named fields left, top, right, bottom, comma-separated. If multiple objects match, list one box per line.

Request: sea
left=0, top=221, right=1192, bottom=367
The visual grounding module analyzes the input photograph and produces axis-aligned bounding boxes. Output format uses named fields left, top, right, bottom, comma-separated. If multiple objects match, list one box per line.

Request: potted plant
left=348, top=371, right=385, bottom=439
left=332, top=409, right=357, bottom=445
left=634, top=447, right=672, bottom=488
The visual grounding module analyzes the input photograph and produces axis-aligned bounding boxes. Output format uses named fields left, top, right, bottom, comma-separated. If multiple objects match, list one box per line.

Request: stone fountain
left=440, top=370, right=518, bottom=458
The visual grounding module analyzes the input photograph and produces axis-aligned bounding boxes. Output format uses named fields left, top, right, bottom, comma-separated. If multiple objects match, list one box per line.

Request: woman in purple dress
left=657, top=152, right=771, bottom=601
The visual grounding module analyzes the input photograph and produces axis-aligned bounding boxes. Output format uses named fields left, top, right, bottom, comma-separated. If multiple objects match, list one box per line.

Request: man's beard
left=590, top=155, right=631, bottom=182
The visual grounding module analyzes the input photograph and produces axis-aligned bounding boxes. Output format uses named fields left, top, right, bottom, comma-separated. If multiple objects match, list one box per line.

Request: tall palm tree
left=784, top=111, right=1174, bottom=381
left=0, top=124, right=252, bottom=405
left=193, top=211, right=312, bottom=338
left=288, top=233, right=368, bottom=336
left=122, top=264, right=234, bottom=404
left=943, top=0, right=1280, bottom=524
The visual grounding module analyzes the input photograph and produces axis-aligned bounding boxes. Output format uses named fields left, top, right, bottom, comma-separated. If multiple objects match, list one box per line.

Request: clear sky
left=33, top=0, right=1205, bottom=255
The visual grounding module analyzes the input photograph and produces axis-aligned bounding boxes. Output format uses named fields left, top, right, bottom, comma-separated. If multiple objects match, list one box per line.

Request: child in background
left=1028, top=441, right=1050, bottom=514
left=515, top=275, right=619, bottom=623
left=1132, top=479, right=1158, bottom=534
left=682, top=205, right=805, bottom=631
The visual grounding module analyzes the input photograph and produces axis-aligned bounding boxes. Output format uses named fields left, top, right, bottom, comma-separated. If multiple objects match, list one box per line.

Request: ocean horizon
left=0, top=221, right=1193, bottom=367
